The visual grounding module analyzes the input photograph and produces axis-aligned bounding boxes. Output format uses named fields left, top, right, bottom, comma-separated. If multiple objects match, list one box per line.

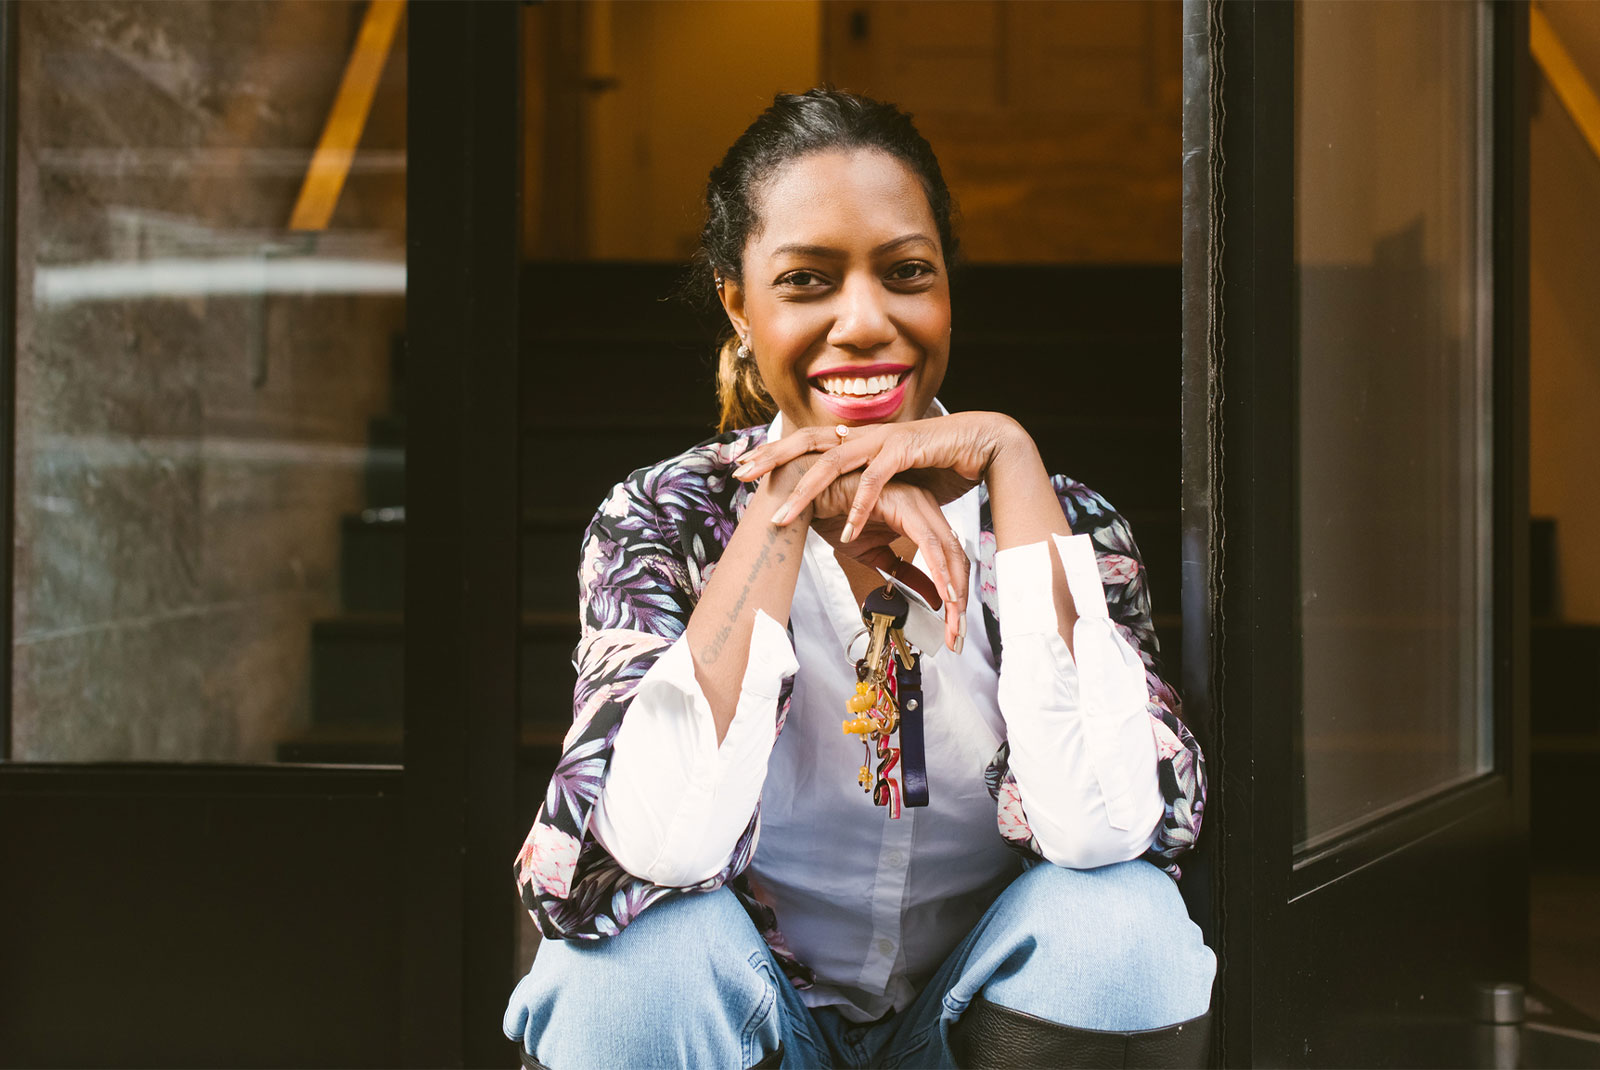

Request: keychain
left=843, top=584, right=929, bottom=817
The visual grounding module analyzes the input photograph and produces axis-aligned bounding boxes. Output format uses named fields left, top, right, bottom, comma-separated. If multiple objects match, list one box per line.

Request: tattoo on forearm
left=702, top=524, right=791, bottom=664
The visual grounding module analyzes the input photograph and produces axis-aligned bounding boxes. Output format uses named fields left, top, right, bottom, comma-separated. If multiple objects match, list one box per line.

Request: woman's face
left=719, top=149, right=951, bottom=430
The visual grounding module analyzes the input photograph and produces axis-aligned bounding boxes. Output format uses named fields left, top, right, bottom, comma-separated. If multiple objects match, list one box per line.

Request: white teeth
left=817, top=371, right=904, bottom=397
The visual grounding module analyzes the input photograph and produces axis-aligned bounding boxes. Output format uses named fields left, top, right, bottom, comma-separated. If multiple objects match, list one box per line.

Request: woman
left=504, top=89, right=1212, bottom=1069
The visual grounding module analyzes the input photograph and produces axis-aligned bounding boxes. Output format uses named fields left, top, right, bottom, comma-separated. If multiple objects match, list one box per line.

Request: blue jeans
left=503, top=859, right=1216, bottom=1069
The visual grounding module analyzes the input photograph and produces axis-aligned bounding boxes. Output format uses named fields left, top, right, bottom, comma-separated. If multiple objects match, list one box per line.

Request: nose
left=827, top=273, right=895, bottom=352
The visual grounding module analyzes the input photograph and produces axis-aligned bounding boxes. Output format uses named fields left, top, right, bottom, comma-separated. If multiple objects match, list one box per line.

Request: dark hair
left=693, top=87, right=959, bottom=431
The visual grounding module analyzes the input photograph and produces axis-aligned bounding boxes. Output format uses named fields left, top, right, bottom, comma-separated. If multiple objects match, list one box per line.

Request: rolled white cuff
left=590, top=609, right=797, bottom=886
left=992, top=535, right=1162, bottom=866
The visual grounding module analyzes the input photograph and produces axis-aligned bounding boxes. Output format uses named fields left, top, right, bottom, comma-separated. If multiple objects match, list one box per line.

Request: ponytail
left=715, top=335, right=776, bottom=433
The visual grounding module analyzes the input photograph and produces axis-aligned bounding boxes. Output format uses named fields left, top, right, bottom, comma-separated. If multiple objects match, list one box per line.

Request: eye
left=887, top=261, right=935, bottom=283
left=776, top=269, right=828, bottom=289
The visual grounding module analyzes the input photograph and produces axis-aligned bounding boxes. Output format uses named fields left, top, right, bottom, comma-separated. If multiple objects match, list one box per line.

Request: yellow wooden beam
left=289, top=0, right=404, bottom=232
left=1531, top=2, right=1600, bottom=166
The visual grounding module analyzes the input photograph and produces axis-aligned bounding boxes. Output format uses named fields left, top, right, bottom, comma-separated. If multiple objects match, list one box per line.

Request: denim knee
left=503, top=888, right=784, bottom=1069
left=954, top=860, right=1216, bottom=1032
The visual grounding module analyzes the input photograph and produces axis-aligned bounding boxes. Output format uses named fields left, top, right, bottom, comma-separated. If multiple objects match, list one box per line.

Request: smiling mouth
left=810, top=370, right=910, bottom=399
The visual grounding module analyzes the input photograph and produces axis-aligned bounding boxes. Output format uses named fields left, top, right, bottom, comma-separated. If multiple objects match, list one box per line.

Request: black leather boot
left=948, top=995, right=1212, bottom=1069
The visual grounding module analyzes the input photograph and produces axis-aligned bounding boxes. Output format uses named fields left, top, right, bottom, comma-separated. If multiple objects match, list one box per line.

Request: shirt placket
left=857, top=804, right=914, bottom=994
left=801, top=528, right=919, bottom=998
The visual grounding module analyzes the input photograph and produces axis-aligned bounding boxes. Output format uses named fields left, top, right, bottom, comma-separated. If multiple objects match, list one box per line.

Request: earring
left=736, top=339, right=752, bottom=361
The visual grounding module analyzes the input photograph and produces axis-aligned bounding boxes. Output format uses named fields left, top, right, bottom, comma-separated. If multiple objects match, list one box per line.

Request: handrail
left=289, top=0, right=404, bottom=232
left=1531, top=2, right=1600, bottom=165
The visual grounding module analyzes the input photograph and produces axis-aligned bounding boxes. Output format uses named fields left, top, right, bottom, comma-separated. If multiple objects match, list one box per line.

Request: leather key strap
left=897, top=654, right=929, bottom=808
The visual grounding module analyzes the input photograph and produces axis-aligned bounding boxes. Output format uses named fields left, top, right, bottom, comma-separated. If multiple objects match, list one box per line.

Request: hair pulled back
left=695, top=88, right=959, bottom=432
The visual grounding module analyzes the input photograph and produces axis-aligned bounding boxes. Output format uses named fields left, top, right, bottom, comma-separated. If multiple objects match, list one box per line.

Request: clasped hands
left=733, top=411, right=1028, bottom=653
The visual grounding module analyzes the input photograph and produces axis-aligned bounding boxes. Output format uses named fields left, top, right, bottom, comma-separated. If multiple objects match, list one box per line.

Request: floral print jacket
left=514, top=426, right=1206, bottom=986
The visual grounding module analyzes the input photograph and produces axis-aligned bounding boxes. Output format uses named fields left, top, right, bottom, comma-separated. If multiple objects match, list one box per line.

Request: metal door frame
left=1181, top=0, right=1530, bottom=1062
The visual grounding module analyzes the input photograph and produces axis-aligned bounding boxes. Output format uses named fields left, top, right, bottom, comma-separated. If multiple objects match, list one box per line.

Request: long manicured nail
left=953, top=633, right=965, bottom=655
left=841, top=521, right=854, bottom=543
left=946, top=581, right=960, bottom=601
left=733, top=463, right=755, bottom=479
left=958, top=615, right=968, bottom=638
left=770, top=503, right=793, bottom=526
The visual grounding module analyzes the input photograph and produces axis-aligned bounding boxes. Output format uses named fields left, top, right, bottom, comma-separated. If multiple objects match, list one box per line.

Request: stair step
left=276, top=723, right=403, bottom=765
left=334, top=507, right=634, bottom=616
left=1532, top=741, right=1599, bottom=860
left=276, top=724, right=570, bottom=766
left=363, top=443, right=404, bottom=508
left=369, top=412, right=405, bottom=449
left=1531, top=621, right=1600, bottom=735
left=340, top=511, right=405, bottom=614
left=521, top=426, right=714, bottom=518
left=309, top=611, right=580, bottom=727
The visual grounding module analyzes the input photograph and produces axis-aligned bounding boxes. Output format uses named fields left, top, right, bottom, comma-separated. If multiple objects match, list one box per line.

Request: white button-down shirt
left=591, top=413, right=1163, bottom=1021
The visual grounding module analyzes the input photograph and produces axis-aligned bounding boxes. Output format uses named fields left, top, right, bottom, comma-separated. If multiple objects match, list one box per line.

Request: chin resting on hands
left=766, top=460, right=969, bottom=652
left=739, top=411, right=1029, bottom=546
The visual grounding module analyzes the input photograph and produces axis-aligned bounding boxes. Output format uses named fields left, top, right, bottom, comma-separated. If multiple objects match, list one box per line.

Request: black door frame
left=1183, top=0, right=1531, bottom=1063
left=404, top=1, right=523, bottom=1064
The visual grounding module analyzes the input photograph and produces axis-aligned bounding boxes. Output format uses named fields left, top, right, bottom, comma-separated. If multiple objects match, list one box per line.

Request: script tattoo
left=702, top=524, right=791, bottom=665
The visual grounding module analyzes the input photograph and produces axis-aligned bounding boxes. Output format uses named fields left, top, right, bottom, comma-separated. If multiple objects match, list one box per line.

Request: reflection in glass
left=10, top=2, right=406, bottom=764
left=1295, top=0, right=1493, bottom=847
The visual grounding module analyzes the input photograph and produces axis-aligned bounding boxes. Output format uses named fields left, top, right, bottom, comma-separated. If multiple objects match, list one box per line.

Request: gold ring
left=835, top=423, right=850, bottom=441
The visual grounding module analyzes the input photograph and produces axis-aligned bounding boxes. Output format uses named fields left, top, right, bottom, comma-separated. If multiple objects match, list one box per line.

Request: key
left=862, top=585, right=910, bottom=636
left=863, top=585, right=909, bottom=677
left=889, top=627, right=916, bottom=670
left=864, top=612, right=893, bottom=682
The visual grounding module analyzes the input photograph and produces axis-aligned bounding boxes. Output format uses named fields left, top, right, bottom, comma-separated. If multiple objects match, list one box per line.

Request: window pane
left=1295, top=0, right=1493, bottom=847
left=11, top=2, right=407, bottom=764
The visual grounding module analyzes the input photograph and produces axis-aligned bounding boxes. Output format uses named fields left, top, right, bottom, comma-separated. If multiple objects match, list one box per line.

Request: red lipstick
left=811, top=374, right=911, bottom=423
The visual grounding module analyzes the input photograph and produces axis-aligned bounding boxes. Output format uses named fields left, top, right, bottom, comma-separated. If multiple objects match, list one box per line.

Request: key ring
left=887, top=556, right=907, bottom=595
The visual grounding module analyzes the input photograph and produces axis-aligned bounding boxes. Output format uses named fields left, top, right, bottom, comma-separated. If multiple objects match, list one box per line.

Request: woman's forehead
left=751, top=149, right=937, bottom=255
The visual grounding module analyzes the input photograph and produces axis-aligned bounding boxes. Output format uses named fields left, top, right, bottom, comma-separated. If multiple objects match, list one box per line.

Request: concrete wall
left=11, top=1, right=405, bottom=761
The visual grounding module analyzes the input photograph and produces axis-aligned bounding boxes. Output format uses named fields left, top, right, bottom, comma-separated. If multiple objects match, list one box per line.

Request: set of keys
left=842, top=585, right=929, bottom=818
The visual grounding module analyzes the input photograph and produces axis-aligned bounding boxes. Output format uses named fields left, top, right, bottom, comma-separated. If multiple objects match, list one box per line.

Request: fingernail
left=958, top=615, right=967, bottom=638
left=841, top=522, right=855, bottom=543
left=770, top=504, right=791, bottom=526
left=946, top=581, right=960, bottom=601
left=733, top=463, right=755, bottom=479
left=953, top=634, right=965, bottom=655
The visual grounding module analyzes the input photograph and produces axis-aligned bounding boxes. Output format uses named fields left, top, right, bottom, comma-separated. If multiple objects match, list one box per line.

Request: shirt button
left=886, top=850, right=905, bottom=867
left=877, top=938, right=895, bottom=956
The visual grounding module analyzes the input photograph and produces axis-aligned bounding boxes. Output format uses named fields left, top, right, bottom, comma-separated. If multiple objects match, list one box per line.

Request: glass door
left=1183, top=0, right=1529, bottom=1063
left=0, top=3, right=524, bottom=1064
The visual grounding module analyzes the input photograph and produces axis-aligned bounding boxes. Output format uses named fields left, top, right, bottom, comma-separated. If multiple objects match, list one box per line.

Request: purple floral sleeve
left=977, top=476, right=1207, bottom=879
left=514, top=430, right=785, bottom=943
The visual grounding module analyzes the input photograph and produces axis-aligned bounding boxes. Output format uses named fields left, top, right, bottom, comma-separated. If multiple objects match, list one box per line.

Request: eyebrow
left=769, top=233, right=936, bottom=259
